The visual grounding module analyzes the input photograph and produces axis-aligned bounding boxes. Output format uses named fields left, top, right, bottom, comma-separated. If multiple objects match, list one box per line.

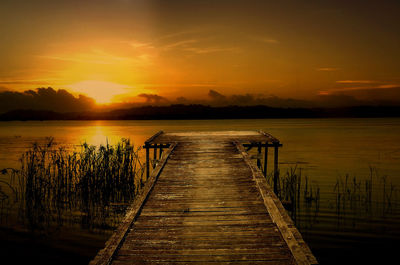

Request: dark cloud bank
left=135, top=88, right=400, bottom=108
left=0, top=87, right=95, bottom=113
left=0, top=87, right=399, bottom=120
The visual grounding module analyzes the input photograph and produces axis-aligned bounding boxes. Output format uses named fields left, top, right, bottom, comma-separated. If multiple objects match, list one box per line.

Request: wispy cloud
left=158, top=29, right=203, bottom=41
left=38, top=48, right=150, bottom=66
left=260, top=38, right=280, bottom=44
left=378, top=84, right=400, bottom=89
left=39, top=55, right=116, bottom=65
left=162, top=39, right=198, bottom=50
left=319, top=83, right=400, bottom=95
left=0, top=78, right=59, bottom=85
left=139, top=83, right=222, bottom=89
left=183, top=46, right=239, bottom=54
left=158, top=37, right=239, bottom=55
left=336, top=80, right=375, bottom=84
left=317, top=67, right=340, bottom=72
left=252, top=36, right=280, bottom=45
left=126, top=40, right=155, bottom=50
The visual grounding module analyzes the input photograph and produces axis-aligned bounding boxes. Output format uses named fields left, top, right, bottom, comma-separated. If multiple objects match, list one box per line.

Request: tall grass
left=0, top=138, right=145, bottom=234
left=264, top=165, right=320, bottom=224
left=334, top=167, right=400, bottom=217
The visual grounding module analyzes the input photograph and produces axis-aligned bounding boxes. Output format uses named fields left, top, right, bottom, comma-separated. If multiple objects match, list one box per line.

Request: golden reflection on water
left=84, top=121, right=112, bottom=146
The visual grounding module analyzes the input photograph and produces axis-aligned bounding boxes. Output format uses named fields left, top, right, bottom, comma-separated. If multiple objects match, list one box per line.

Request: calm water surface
left=1, top=118, right=399, bottom=264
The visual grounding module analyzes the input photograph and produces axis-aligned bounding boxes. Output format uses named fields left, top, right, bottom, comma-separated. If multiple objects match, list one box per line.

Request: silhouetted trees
left=1, top=105, right=399, bottom=120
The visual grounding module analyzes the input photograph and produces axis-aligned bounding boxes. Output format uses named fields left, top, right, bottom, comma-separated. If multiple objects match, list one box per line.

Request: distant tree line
left=1, top=105, right=400, bottom=120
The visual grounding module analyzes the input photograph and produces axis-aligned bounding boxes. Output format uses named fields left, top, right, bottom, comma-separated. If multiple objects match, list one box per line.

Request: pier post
left=274, top=143, right=279, bottom=194
left=153, top=144, right=157, bottom=168
left=264, top=142, right=268, bottom=177
left=145, top=144, right=150, bottom=180
left=257, top=143, right=262, bottom=169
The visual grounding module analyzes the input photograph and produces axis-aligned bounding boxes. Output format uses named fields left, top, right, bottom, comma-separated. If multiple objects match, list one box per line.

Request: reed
left=1, top=138, right=145, bottom=233
left=265, top=165, right=320, bottom=217
left=334, top=167, right=399, bottom=217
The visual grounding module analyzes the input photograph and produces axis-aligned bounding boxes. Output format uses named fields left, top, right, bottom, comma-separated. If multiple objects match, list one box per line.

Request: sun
left=66, top=80, right=130, bottom=104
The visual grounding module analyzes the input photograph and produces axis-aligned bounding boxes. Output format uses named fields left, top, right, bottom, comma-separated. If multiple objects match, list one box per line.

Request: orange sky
left=1, top=0, right=399, bottom=104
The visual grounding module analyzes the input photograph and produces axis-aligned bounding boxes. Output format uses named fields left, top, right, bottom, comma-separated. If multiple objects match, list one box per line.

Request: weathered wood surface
left=92, top=131, right=317, bottom=265
left=148, top=130, right=279, bottom=145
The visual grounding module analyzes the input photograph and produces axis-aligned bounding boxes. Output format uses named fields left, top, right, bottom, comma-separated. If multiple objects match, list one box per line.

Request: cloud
left=208, top=89, right=226, bottom=101
left=336, top=80, right=375, bottom=84
left=38, top=48, right=149, bottom=67
left=253, top=36, right=280, bottom=44
left=162, top=39, right=198, bottom=50
left=259, top=38, right=280, bottom=44
left=138, top=93, right=168, bottom=104
left=321, top=82, right=400, bottom=94
left=38, top=50, right=135, bottom=65
left=0, top=87, right=95, bottom=113
left=127, top=40, right=155, bottom=50
left=316, top=67, right=340, bottom=72
left=0, top=79, right=57, bottom=85
left=184, top=47, right=239, bottom=54
left=158, top=29, right=202, bottom=41
left=319, top=80, right=400, bottom=101
left=205, top=89, right=399, bottom=108
left=318, top=80, right=400, bottom=104
left=176, top=96, right=189, bottom=104
left=206, top=90, right=313, bottom=108
left=379, top=84, right=400, bottom=89
left=159, top=36, right=239, bottom=55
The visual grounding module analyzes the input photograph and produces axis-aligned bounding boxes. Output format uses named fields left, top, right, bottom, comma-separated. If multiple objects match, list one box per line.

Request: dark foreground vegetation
left=0, top=138, right=145, bottom=233
left=0, top=139, right=146, bottom=264
left=270, top=165, right=400, bottom=222
left=1, top=104, right=400, bottom=120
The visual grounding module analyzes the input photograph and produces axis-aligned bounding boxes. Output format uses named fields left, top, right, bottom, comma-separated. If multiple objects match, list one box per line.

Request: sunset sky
left=1, top=0, right=399, bottom=105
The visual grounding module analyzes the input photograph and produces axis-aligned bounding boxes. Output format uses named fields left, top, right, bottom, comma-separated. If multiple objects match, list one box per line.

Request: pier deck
left=91, top=131, right=317, bottom=265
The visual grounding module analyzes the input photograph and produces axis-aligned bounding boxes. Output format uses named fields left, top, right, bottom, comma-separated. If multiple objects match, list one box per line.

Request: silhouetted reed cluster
left=265, top=165, right=320, bottom=220
left=1, top=138, right=144, bottom=233
left=334, top=167, right=400, bottom=217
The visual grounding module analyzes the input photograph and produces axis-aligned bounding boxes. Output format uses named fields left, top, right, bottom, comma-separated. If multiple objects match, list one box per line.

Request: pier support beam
left=274, top=143, right=279, bottom=195
left=153, top=144, right=157, bottom=169
left=264, top=143, right=268, bottom=177
left=145, top=144, right=150, bottom=180
left=257, top=143, right=262, bottom=168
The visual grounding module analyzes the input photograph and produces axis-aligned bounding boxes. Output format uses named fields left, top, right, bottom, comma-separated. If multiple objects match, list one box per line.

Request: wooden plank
left=114, top=253, right=292, bottom=262
left=89, top=143, right=176, bottom=265
left=112, top=261, right=292, bottom=265
left=117, top=247, right=291, bottom=255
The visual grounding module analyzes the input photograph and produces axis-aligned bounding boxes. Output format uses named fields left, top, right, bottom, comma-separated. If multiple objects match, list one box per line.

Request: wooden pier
left=91, top=131, right=317, bottom=265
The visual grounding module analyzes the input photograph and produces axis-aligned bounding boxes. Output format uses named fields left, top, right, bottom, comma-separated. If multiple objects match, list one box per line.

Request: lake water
left=1, top=118, right=400, bottom=264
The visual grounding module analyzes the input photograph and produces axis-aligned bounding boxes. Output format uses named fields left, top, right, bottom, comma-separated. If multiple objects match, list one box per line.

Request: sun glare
left=66, top=80, right=130, bottom=104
